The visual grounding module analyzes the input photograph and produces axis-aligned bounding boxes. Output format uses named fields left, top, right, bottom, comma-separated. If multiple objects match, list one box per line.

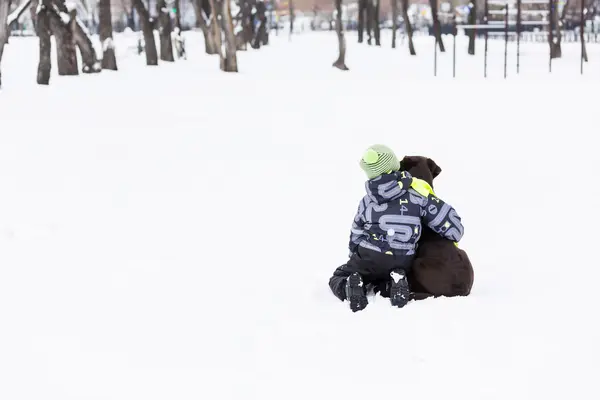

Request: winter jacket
left=349, top=171, right=464, bottom=257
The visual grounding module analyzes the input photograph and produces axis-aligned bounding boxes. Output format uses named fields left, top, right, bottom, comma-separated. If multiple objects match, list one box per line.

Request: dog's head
left=400, top=156, right=442, bottom=187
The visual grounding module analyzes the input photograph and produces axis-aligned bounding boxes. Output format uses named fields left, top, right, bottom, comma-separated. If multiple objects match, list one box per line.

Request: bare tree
left=37, top=0, right=51, bottom=84
left=0, top=0, right=9, bottom=88
left=288, top=0, right=294, bottom=37
left=207, top=0, right=225, bottom=68
left=50, top=0, right=99, bottom=73
left=99, top=0, right=117, bottom=70
left=373, top=0, right=380, bottom=46
left=358, top=0, right=366, bottom=42
left=157, top=0, right=174, bottom=61
left=429, top=0, right=445, bottom=52
left=549, top=0, right=561, bottom=58
left=132, top=0, right=158, bottom=65
left=392, top=0, right=398, bottom=48
left=46, top=2, right=78, bottom=75
left=251, top=1, right=268, bottom=49
left=7, top=0, right=33, bottom=27
left=222, top=0, right=238, bottom=71
left=174, top=0, right=182, bottom=30
left=70, top=9, right=101, bottom=72
left=401, top=0, right=416, bottom=55
left=467, top=2, right=476, bottom=55
left=332, top=0, right=348, bottom=70
left=193, top=0, right=217, bottom=54
left=366, top=0, right=373, bottom=44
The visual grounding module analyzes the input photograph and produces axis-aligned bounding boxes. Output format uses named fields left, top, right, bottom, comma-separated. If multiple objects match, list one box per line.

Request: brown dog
left=400, top=156, right=475, bottom=300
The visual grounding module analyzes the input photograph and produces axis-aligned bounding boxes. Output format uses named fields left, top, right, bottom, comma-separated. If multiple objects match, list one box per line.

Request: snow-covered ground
left=1, top=31, right=599, bottom=400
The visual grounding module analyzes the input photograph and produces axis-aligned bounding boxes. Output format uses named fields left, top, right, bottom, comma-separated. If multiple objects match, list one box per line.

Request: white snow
left=1, top=30, right=600, bottom=400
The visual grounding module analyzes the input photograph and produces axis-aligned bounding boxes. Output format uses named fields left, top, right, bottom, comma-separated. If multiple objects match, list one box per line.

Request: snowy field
left=1, top=31, right=600, bottom=400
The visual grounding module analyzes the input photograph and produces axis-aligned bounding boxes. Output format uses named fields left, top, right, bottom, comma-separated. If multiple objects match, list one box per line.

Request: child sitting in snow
left=328, top=145, right=464, bottom=312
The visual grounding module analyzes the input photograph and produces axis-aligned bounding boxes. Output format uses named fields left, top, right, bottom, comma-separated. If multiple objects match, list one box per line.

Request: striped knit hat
left=359, top=144, right=400, bottom=180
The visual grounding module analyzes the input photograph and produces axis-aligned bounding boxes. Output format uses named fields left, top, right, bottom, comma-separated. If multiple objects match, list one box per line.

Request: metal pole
left=517, top=0, right=521, bottom=73
left=484, top=0, right=489, bottom=77
left=504, top=3, right=508, bottom=78
left=434, top=33, right=438, bottom=76
left=453, top=14, right=457, bottom=78
left=549, top=0, right=553, bottom=73
left=581, top=0, right=585, bottom=74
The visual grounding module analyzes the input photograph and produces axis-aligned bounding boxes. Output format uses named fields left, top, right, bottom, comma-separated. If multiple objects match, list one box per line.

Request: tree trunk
left=207, top=0, right=225, bottom=69
left=69, top=10, right=101, bottom=72
left=37, top=2, right=51, bottom=84
left=99, top=0, right=117, bottom=70
left=240, top=0, right=253, bottom=49
left=391, top=0, right=397, bottom=48
left=366, top=0, right=373, bottom=44
left=401, top=0, right=415, bottom=55
left=332, top=0, right=348, bottom=70
left=251, top=2, right=268, bottom=49
left=429, top=0, right=445, bottom=52
left=288, top=0, right=294, bottom=37
left=50, top=0, right=97, bottom=73
left=373, top=0, right=380, bottom=46
left=46, top=4, right=78, bottom=75
left=221, top=0, right=238, bottom=72
left=549, top=0, right=561, bottom=58
left=157, top=0, right=174, bottom=61
left=467, top=2, right=476, bottom=55
left=193, top=0, right=216, bottom=54
left=358, top=0, right=366, bottom=43
left=0, top=0, right=9, bottom=88
left=132, top=0, right=158, bottom=65
left=174, top=0, right=182, bottom=30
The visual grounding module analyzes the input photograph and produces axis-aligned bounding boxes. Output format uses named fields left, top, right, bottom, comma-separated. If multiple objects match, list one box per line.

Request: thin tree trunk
left=549, top=0, right=561, bottom=58
left=174, top=0, right=181, bottom=30
left=157, top=0, right=174, bottom=61
left=240, top=0, right=253, bottom=48
left=401, top=0, right=415, bottom=55
left=251, top=2, right=267, bottom=49
left=0, top=0, right=9, bottom=88
left=373, top=0, right=380, bottom=46
left=0, top=0, right=10, bottom=87
left=132, top=0, right=158, bottom=65
left=8, top=0, right=33, bottom=26
left=391, top=0, right=397, bottom=48
left=467, top=1, right=476, bottom=55
left=358, top=0, right=365, bottom=43
left=99, top=0, right=117, bottom=70
left=366, top=0, right=373, bottom=44
left=288, top=0, right=294, bottom=37
left=46, top=3, right=78, bottom=75
left=37, top=1, right=51, bottom=84
left=193, top=0, right=216, bottom=54
left=50, top=0, right=98, bottom=73
left=429, top=0, right=445, bottom=52
left=221, top=0, right=238, bottom=71
left=70, top=10, right=101, bottom=72
left=207, top=0, right=225, bottom=69
left=332, top=0, right=348, bottom=70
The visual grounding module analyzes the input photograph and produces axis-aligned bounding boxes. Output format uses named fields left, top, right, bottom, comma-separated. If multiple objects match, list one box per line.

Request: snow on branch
left=7, top=0, right=33, bottom=25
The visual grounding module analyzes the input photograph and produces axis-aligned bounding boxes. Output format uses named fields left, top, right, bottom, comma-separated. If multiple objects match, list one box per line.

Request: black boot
left=345, top=273, right=368, bottom=312
left=389, top=269, right=410, bottom=308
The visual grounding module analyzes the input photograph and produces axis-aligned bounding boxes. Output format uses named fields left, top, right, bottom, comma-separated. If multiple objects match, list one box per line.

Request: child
left=329, top=145, right=464, bottom=312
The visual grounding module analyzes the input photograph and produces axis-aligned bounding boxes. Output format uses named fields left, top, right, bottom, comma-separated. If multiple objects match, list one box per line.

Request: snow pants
left=328, top=247, right=415, bottom=301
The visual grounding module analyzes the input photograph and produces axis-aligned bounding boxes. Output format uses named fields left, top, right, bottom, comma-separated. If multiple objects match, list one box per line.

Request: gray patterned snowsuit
left=329, top=170, right=464, bottom=301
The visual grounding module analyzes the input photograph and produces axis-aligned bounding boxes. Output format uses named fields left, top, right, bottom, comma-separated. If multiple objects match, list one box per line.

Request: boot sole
left=347, top=273, right=368, bottom=312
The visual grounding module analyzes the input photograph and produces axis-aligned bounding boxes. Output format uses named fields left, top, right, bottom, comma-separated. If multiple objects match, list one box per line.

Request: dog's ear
left=400, top=156, right=419, bottom=171
left=427, top=158, right=442, bottom=179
